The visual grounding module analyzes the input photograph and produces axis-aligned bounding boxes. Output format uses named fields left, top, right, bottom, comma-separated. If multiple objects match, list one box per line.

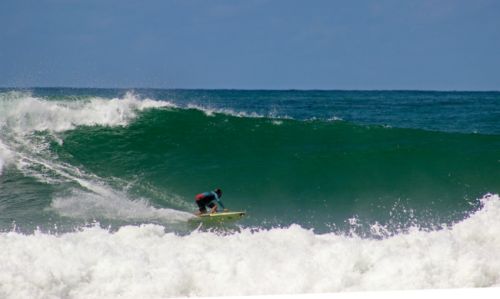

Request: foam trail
left=186, top=103, right=265, bottom=117
left=16, top=150, right=193, bottom=223
left=51, top=189, right=194, bottom=223
left=1, top=194, right=499, bottom=298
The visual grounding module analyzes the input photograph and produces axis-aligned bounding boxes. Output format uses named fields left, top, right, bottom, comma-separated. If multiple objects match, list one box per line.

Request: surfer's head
left=214, top=188, right=222, bottom=197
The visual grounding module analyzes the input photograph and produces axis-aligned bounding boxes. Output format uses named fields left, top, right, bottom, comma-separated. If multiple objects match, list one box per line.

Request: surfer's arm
left=211, top=191, right=226, bottom=210
left=216, top=198, right=225, bottom=210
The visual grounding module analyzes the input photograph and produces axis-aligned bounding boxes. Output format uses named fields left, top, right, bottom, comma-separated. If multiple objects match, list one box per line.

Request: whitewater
left=1, top=89, right=499, bottom=298
left=1, top=194, right=499, bottom=298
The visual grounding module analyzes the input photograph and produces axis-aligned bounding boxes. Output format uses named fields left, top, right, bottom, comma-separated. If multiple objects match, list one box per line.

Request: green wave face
left=58, top=108, right=500, bottom=232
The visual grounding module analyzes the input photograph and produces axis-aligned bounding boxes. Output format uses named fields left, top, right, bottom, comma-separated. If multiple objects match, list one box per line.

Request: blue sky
left=1, top=0, right=499, bottom=90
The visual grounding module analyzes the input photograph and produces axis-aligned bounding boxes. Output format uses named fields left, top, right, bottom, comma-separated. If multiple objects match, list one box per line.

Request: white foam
left=0, top=140, right=10, bottom=176
left=186, top=103, right=266, bottom=118
left=327, top=116, right=343, bottom=121
left=1, top=194, right=499, bottom=298
left=51, top=189, right=194, bottom=223
left=0, top=91, right=175, bottom=134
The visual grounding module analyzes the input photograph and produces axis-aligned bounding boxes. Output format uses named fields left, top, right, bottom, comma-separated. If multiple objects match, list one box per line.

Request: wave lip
left=0, top=91, right=176, bottom=134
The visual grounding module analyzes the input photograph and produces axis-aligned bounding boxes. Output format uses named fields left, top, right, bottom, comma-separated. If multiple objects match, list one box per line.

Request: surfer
left=194, top=188, right=226, bottom=215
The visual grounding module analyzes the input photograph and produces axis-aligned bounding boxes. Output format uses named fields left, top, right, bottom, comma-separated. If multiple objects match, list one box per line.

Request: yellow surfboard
left=192, top=211, right=246, bottom=222
left=198, top=212, right=245, bottom=220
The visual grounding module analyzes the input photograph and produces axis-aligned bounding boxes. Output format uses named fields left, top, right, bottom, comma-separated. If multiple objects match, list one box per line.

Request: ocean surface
left=0, top=88, right=499, bottom=298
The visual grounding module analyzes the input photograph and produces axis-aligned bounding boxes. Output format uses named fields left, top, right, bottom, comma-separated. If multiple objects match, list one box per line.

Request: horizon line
left=1, top=86, right=499, bottom=93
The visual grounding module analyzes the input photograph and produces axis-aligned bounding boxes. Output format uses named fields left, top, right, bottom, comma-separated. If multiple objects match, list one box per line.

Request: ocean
left=0, top=88, right=499, bottom=298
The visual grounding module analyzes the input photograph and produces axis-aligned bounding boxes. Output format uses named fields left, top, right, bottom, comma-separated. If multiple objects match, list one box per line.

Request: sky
left=0, top=0, right=499, bottom=90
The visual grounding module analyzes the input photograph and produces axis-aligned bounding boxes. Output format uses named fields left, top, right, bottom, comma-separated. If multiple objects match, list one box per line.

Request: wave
left=0, top=194, right=498, bottom=298
left=1, top=90, right=499, bottom=233
left=57, top=105, right=499, bottom=230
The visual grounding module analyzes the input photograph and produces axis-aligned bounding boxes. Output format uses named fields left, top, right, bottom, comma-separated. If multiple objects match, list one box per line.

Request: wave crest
left=0, top=91, right=175, bottom=134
